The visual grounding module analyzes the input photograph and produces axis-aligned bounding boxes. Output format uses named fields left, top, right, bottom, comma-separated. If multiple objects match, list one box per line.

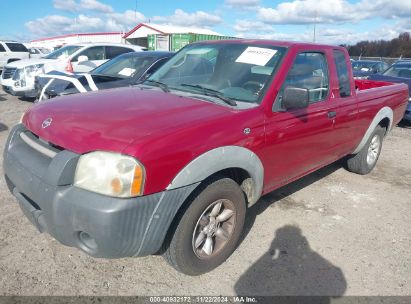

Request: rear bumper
left=3, top=124, right=198, bottom=257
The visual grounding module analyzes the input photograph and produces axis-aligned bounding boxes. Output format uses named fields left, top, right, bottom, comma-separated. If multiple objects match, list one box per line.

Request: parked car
left=28, top=47, right=51, bottom=59
left=35, top=51, right=174, bottom=101
left=0, top=40, right=29, bottom=73
left=352, top=60, right=389, bottom=79
left=4, top=40, right=408, bottom=275
left=1, top=43, right=142, bottom=98
left=368, top=61, right=411, bottom=123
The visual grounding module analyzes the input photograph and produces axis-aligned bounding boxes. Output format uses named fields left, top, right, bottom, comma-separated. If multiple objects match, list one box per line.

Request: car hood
left=37, top=71, right=128, bottom=95
left=6, top=58, right=56, bottom=69
left=23, top=86, right=235, bottom=154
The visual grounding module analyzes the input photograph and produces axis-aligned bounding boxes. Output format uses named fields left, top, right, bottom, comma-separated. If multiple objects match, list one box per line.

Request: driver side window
left=274, top=52, right=329, bottom=111
left=72, top=46, right=105, bottom=62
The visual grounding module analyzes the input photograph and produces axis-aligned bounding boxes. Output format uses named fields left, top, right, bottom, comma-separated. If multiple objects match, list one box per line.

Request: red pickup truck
left=3, top=40, right=408, bottom=275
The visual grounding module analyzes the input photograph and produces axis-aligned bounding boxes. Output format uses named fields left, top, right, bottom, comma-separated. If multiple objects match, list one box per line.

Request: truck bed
left=355, top=79, right=400, bottom=91
left=354, top=79, right=409, bottom=134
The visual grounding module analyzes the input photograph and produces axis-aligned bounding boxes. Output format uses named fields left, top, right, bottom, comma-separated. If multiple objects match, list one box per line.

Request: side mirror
left=78, top=55, right=89, bottom=63
left=282, top=87, right=309, bottom=110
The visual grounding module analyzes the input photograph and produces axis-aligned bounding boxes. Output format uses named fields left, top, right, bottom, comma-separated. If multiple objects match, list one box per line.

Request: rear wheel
left=346, top=125, right=385, bottom=175
left=163, top=177, right=246, bottom=275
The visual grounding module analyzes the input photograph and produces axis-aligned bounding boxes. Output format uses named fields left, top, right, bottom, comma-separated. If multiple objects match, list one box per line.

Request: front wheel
left=163, top=177, right=246, bottom=275
left=345, top=125, right=385, bottom=175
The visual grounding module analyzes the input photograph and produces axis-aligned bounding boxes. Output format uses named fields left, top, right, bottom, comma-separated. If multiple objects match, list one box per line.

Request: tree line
left=343, top=32, right=411, bottom=58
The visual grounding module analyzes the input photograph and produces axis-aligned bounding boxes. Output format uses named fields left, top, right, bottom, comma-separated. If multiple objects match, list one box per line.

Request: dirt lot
left=0, top=92, right=410, bottom=297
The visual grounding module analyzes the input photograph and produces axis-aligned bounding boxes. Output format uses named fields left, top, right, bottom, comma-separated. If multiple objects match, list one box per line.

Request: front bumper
left=404, top=102, right=411, bottom=123
left=3, top=124, right=198, bottom=257
left=1, top=78, right=36, bottom=98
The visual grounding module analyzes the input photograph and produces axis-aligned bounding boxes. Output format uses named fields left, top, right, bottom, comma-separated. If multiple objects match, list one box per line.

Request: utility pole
left=135, top=0, right=138, bottom=21
left=313, top=10, right=317, bottom=43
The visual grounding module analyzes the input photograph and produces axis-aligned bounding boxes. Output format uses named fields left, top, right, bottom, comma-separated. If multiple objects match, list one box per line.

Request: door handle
left=327, top=111, right=337, bottom=119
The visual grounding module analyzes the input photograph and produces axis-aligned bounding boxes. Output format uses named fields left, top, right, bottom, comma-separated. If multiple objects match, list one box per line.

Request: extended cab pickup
left=3, top=40, right=408, bottom=275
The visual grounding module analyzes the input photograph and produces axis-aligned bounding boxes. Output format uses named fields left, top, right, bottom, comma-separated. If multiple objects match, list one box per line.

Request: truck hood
left=6, top=58, right=56, bottom=69
left=23, top=86, right=234, bottom=154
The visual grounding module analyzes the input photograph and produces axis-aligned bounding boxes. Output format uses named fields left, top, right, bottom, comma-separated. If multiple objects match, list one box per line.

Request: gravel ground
left=0, top=93, right=410, bottom=297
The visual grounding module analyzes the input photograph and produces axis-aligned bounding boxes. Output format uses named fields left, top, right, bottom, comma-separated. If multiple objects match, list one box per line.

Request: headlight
left=25, top=64, right=45, bottom=80
left=12, top=68, right=24, bottom=81
left=74, top=152, right=145, bottom=198
left=12, top=69, right=26, bottom=87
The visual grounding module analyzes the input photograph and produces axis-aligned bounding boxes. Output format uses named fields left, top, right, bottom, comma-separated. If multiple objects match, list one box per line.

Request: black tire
left=163, top=177, right=246, bottom=276
left=345, top=125, right=385, bottom=175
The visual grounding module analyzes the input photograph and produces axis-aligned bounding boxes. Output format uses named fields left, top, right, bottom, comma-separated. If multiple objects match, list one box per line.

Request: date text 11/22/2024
left=149, top=296, right=257, bottom=303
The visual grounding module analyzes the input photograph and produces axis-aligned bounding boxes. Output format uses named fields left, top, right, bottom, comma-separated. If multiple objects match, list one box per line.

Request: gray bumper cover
left=2, top=85, right=37, bottom=98
left=3, top=124, right=198, bottom=258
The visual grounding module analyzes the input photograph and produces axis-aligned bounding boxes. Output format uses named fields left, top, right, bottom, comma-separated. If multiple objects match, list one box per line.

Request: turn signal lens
left=131, top=166, right=144, bottom=196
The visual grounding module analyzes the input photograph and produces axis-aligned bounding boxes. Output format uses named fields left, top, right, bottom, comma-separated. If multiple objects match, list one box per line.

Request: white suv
left=1, top=43, right=142, bottom=98
left=0, top=41, right=30, bottom=72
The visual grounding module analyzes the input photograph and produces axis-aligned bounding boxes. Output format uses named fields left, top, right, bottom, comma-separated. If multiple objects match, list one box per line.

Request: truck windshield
left=146, top=43, right=286, bottom=104
left=382, top=64, right=411, bottom=78
left=45, top=45, right=83, bottom=60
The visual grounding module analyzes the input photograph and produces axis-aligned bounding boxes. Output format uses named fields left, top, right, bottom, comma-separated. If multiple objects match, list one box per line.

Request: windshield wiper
left=181, top=84, right=237, bottom=106
left=91, top=73, right=122, bottom=79
left=144, top=80, right=170, bottom=92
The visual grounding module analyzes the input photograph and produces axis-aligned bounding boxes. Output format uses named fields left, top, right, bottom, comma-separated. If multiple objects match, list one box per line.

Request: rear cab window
left=274, top=51, right=330, bottom=110
left=6, top=43, right=28, bottom=52
left=333, top=50, right=351, bottom=97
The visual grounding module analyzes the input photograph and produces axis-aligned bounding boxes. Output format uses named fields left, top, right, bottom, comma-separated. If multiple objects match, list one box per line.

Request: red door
left=262, top=50, right=339, bottom=192
left=329, top=49, right=361, bottom=157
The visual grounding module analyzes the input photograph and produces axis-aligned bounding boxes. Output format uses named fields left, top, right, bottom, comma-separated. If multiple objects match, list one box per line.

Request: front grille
left=31, top=132, right=64, bottom=152
left=20, top=130, right=62, bottom=158
left=2, top=67, right=17, bottom=79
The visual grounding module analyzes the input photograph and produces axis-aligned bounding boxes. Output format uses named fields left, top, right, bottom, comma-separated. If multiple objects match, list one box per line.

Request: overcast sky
left=0, top=0, right=410, bottom=44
